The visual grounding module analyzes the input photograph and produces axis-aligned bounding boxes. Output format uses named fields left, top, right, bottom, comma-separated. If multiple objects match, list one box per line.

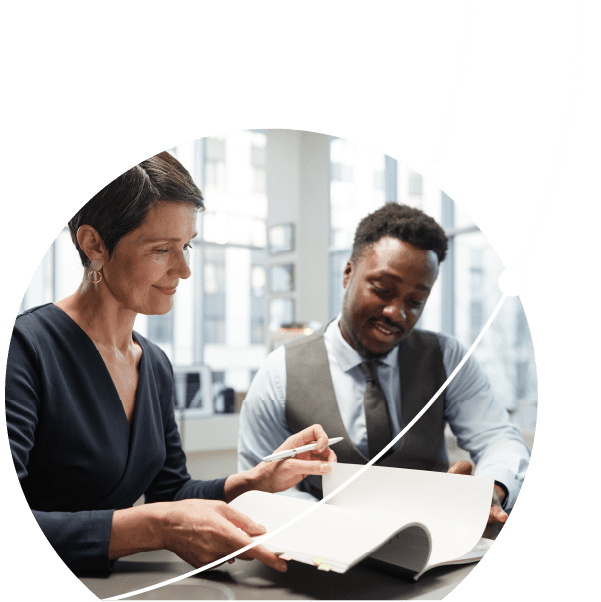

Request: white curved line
left=106, top=292, right=508, bottom=600
left=426, top=0, right=474, bottom=180
left=517, top=0, right=584, bottom=270
left=101, top=0, right=583, bottom=602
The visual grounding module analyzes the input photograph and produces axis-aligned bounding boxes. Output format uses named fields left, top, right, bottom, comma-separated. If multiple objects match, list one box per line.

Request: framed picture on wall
left=269, top=263, right=294, bottom=293
left=268, top=223, right=295, bottom=254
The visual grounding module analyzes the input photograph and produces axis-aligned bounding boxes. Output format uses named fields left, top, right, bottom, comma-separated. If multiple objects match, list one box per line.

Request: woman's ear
left=77, top=225, right=107, bottom=263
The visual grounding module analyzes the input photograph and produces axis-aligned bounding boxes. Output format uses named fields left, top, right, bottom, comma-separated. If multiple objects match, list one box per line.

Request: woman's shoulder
left=133, top=331, right=173, bottom=373
left=13, top=303, right=65, bottom=342
left=16, top=302, right=55, bottom=323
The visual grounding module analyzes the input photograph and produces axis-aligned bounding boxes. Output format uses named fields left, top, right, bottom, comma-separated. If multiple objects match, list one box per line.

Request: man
left=238, top=203, right=531, bottom=530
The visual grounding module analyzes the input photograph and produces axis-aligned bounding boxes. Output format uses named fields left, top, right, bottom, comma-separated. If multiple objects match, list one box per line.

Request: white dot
left=498, top=268, right=527, bottom=296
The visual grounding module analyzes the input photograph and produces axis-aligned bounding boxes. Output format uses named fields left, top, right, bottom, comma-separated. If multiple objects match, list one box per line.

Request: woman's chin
left=136, top=299, right=174, bottom=316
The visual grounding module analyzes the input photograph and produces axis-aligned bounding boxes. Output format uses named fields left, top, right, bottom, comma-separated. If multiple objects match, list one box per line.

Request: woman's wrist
left=108, top=502, right=168, bottom=560
left=224, top=465, right=270, bottom=503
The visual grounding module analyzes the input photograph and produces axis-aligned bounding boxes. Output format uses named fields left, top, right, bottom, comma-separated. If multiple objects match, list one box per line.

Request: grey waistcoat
left=284, top=327, right=449, bottom=499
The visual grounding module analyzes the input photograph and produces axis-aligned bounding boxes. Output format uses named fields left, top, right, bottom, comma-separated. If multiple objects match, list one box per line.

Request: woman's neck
left=56, top=280, right=138, bottom=353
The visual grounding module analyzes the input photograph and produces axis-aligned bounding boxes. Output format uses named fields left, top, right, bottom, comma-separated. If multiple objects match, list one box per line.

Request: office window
left=204, top=247, right=226, bottom=345
left=251, top=139, right=266, bottom=194
left=331, top=163, right=354, bottom=182
left=204, top=136, right=226, bottom=189
left=250, top=261, right=266, bottom=344
left=408, top=169, right=423, bottom=196
left=328, top=143, right=537, bottom=425
left=147, top=313, right=174, bottom=346
left=329, top=137, right=386, bottom=250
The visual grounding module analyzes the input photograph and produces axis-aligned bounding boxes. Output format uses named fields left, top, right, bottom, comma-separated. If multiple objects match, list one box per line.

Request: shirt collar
left=325, top=314, right=399, bottom=373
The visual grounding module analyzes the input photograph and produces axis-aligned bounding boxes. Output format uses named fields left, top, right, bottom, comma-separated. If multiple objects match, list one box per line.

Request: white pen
left=261, top=437, right=344, bottom=462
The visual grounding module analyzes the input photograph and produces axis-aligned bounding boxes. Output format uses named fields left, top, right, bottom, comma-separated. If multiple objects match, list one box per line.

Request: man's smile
left=369, top=318, right=404, bottom=338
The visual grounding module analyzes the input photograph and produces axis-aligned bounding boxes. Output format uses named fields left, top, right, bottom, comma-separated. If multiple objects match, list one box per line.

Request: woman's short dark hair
left=68, top=151, right=204, bottom=268
left=350, top=203, right=448, bottom=264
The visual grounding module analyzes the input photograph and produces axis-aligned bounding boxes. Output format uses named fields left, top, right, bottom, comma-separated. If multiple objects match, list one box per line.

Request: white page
left=323, top=463, right=492, bottom=567
left=229, top=490, right=430, bottom=573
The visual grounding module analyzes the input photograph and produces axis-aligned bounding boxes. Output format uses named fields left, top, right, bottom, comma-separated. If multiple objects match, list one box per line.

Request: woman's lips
left=156, top=286, right=177, bottom=295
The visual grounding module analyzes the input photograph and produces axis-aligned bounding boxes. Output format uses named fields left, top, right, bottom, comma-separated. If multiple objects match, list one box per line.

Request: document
left=229, top=463, right=494, bottom=579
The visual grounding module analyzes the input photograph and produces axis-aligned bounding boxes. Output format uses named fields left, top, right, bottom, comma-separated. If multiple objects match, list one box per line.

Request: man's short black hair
left=350, top=203, right=448, bottom=264
left=68, top=151, right=204, bottom=268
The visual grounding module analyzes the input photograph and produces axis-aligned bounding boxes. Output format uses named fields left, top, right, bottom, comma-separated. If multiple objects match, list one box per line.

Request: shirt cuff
left=474, top=466, right=520, bottom=510
left=494, top=480, right=510, bottom=509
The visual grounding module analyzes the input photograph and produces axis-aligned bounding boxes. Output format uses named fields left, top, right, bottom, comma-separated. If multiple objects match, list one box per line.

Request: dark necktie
left=359, top=360, right=393, bottom=459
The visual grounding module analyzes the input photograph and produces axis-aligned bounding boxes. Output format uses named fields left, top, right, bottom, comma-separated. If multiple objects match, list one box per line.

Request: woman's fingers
left=239, top=543, right=288, bottom=572
left=216, top=510, right=287, bottom=572
left=276, top=458, right=333, bottom=477
left=220, top=505, right=266, bottom=536
left=279, top=424, right=331, bottom=454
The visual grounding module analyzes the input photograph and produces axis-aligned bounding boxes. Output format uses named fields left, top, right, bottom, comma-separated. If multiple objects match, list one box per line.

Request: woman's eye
left=154, top=248, right=169, bottom=254
left=184, top=243, right=193, bottom=251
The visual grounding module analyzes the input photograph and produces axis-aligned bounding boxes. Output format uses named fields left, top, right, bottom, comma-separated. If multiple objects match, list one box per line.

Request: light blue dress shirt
left=238, top=315, right=531, bottom=508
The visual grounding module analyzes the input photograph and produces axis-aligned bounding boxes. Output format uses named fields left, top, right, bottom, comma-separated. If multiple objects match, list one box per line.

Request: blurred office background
left=20, top=130, right=537, bottom=477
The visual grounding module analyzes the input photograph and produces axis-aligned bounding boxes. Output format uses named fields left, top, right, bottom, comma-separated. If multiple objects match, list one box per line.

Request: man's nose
left=383, top=301, right=406, bottom=324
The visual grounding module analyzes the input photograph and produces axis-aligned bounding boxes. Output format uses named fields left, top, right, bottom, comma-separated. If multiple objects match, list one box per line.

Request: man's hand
left=447, top=461, right=508, bottom=537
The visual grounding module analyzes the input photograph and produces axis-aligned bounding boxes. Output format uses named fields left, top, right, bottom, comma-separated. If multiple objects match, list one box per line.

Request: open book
left=229, top=463, right=495, bottom=580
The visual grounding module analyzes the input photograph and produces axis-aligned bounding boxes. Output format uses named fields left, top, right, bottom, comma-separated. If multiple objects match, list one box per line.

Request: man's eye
left=410, top=299, right=425, bottom=308
left=373, top=285, right=391, bottom=297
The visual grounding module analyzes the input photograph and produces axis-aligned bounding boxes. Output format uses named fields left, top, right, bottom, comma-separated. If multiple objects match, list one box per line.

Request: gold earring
left=88, top=259, right=103, bottom=284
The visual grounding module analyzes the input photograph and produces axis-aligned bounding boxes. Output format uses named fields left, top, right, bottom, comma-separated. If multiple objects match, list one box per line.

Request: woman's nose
left=172, top=250, right=192, bottom=279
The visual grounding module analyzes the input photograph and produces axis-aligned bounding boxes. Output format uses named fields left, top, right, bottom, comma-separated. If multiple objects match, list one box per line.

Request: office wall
left=266, top=130, right=330, bottom=328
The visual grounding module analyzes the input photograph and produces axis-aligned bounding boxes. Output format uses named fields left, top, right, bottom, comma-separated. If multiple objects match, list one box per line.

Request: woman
left=5, top=151, right=335, bottom=575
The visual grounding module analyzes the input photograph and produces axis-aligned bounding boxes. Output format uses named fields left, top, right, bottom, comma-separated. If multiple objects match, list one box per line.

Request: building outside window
left=21, top=132, right=270, bottom=408
left=20, top=132, right=537, bottom=428
left=329, top=138, right=537, bottom=429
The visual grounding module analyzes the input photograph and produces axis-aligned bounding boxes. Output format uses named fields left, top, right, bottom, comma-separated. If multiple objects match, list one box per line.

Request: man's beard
left=341, top=290, right=394, bottom=360
left=345, top=322, right=391, bottom=360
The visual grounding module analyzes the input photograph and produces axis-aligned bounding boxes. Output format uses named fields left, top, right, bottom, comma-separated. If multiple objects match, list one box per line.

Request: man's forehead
left=366, top=237, right=435, bottom=260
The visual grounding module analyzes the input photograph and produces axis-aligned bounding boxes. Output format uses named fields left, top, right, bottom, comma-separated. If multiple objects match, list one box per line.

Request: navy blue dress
left=5, top=303, right=227, bottom=574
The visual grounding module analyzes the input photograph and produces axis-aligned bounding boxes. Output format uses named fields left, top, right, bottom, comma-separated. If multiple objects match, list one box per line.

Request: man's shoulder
left=282, top=327, right=327, bottom=350
left=409, top=328, right=463, bottom=353
left=401, top=329, right=469, bottom=376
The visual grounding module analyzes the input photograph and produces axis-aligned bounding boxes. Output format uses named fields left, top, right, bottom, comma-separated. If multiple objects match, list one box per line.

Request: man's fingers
left=447, top=460, right=473, bottom=475
left=488, top=504, right=508, bottom=524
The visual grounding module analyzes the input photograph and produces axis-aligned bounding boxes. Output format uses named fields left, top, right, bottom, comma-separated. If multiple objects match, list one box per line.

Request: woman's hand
left=159, top=499, right=288, bottom=571
left=224, top=424, right=337, bottom=501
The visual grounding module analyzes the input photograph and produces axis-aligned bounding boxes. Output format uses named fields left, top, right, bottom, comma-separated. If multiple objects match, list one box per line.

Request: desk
left=80, top=550, right=478, bottom=600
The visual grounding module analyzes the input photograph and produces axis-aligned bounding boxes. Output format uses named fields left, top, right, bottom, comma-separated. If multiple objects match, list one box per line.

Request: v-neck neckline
left=50, top=303, right=145, bottom=433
